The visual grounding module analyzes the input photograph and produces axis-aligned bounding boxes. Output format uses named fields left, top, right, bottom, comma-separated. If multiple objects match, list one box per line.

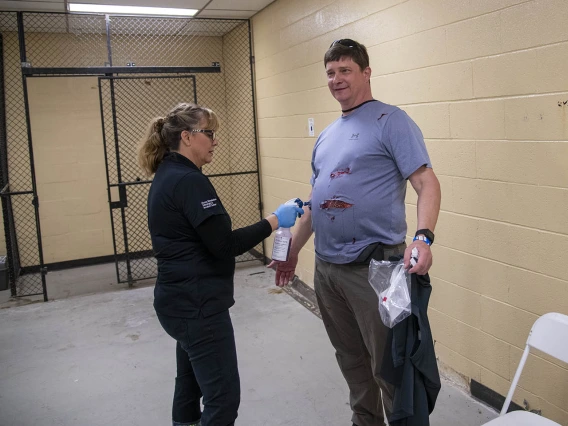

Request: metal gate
left=99, top=75, right=265, bottom=285
left=1, top=11, right=263, bottom=296
left=99, top=75, right=197, bottom=284
left=0, top=13, right=47, bottom=300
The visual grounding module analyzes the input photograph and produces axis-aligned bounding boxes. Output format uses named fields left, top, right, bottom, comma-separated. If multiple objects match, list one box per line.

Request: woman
left=138, top=102, right=303, bottom=426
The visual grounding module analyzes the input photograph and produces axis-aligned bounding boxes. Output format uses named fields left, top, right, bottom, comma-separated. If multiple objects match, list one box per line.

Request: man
left=270, top=39, right=441, bottom=426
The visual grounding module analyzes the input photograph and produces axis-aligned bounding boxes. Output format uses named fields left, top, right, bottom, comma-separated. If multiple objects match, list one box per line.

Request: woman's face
left=180, top=122, right=218, bottom=168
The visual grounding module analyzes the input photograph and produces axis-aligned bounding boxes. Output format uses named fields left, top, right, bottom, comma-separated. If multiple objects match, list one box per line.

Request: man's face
left=325, top=56, right=371, bottom=107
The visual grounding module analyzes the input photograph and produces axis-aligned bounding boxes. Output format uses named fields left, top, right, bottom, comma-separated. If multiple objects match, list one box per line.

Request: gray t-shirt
left=310, top=101, right=431, bottom=264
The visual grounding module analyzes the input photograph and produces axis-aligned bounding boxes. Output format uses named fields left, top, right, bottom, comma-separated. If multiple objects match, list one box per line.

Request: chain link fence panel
left=23, top=13, right=108, bottom=68
left=5, top=193, right=42, bottom=295
left=100, top=75, right=197, bottom=283
left=1, top=12, right=31, bottom=191
left=0, top=12, right=44, bottom=297
left=109, top=16, right=242, bottom=68
left=1, top=12, right=262, bottom=291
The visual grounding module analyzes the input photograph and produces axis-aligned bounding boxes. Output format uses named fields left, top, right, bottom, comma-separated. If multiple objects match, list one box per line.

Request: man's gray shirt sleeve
left=382, top=109, right=431, bottom=180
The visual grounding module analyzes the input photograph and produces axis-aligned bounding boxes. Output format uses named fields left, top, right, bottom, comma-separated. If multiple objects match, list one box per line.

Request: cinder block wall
left=27, top=76, right=112, bottom=264
left=252, top=0, right=568, bottom=422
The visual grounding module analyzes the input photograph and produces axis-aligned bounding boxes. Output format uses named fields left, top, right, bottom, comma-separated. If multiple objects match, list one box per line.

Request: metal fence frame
left=0, top=11, right=264, bottom=298
left=0, top=12, right=47, bottom=300
left=98, top=75, right=199, bottom=285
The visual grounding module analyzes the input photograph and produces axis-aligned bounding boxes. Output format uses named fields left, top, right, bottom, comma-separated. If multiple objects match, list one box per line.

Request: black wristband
left=415, top=228, right=435, bottom=244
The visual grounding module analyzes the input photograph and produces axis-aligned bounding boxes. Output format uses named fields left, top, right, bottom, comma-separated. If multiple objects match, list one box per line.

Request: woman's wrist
left=265, top=214, right=279, bottom=231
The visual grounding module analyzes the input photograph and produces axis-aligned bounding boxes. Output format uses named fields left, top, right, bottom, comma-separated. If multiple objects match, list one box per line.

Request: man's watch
left=414, top=229, right=435, bottom=245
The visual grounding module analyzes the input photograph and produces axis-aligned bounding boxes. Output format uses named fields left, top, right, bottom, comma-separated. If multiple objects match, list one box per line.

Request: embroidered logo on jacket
left=201, top=199, right=218, bottom=209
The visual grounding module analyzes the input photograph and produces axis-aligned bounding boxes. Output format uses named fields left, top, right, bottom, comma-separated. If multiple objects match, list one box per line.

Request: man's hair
left=324, top=39, right=370, bottom=70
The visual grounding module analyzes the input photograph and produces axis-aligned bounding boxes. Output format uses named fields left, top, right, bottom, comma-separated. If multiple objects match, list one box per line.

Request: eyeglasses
left=329, top=39, right=361, bottom=49
left=191, top=129, right=216, bottom=140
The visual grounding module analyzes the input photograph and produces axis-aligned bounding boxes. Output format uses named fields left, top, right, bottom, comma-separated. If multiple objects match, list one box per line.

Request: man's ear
left=364, top=66, right=372, bottom=82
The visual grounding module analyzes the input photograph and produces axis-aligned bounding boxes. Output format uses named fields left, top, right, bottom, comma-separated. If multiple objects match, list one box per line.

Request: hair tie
left=155, top=117, right=165, bottom=134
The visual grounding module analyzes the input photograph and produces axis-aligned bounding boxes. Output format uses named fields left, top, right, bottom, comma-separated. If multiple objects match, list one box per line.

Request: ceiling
left=0, top=0, right=276, bottom=19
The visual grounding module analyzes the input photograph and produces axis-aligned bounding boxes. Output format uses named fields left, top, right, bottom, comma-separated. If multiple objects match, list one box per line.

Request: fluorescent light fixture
left=68, top=3, right=198, bottom=16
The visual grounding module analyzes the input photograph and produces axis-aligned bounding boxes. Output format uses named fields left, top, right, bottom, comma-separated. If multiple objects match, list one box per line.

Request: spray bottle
left=271, top=198, right=304, bottom=262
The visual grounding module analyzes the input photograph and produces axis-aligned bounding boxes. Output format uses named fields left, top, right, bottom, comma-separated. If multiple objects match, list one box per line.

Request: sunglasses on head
left=329, top=39, right=361, bottom=49
left=191, top=129, right=216, bottom=140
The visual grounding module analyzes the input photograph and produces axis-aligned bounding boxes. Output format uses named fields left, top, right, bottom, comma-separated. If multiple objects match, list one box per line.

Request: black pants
left=157, top=310, right=240, bottom=426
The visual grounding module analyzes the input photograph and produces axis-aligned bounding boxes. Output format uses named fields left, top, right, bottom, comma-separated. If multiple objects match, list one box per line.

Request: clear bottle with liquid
left=271, top=198, right=302, bottom=262
left=271, top=227, right=293, bottom=262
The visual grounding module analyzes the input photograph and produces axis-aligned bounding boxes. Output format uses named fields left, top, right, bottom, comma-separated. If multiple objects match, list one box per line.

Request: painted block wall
left=252, top=0, right=568, bottom=422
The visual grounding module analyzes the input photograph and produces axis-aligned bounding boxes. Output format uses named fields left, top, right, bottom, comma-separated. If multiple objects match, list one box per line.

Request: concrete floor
left=0, top=262, right=498, bottom=426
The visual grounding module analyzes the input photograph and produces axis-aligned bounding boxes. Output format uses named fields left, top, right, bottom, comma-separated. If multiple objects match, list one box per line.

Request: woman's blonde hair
left=138, top=102, right=219, bottom=177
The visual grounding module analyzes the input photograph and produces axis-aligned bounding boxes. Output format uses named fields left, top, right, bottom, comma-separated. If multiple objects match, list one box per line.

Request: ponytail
left=138, top=117, right=167, bottom=177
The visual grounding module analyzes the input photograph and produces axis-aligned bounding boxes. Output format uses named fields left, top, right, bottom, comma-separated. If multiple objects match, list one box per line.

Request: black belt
left=351, top=241, right=406, bottom=264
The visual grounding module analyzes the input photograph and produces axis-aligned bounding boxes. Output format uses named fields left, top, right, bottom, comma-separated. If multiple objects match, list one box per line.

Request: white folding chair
left=482, top=312, right=568, bottom=425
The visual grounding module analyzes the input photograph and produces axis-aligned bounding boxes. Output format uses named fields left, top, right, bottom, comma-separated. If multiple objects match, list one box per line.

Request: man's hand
left=403, top=240, right=432, bottom=275
left=267, top=253, right=298, bottom=287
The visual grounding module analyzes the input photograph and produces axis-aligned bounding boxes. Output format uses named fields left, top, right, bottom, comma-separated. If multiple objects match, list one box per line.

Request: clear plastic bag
left=368, top=259, right=411, bottom=328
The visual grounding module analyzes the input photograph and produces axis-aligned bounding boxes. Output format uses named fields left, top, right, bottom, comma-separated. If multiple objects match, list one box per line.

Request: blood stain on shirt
left=320, top=199, right=354, bottom=210
left=330, top=167, right=351, bottom=179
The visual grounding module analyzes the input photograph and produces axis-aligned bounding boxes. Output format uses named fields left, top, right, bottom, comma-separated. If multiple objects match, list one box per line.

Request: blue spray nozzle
left=284, top=198, right=310, bottom=218
left=285, top=198, right=305, bottom=208
left=288, top=198, right=312, bottom=210
left=295, top=198, right=313, bottom=210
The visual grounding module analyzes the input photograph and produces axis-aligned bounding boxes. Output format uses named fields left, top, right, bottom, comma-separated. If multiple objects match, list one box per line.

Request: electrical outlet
left=308, top=118, right=314, bottom=137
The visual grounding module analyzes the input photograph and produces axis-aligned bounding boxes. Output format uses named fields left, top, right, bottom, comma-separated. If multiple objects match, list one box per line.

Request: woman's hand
left=273, top=204, right=304, bottom=228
